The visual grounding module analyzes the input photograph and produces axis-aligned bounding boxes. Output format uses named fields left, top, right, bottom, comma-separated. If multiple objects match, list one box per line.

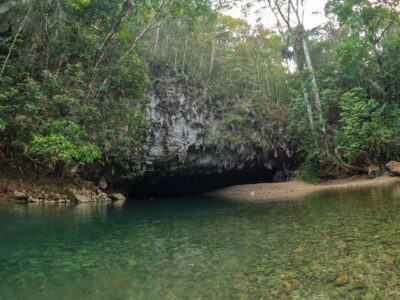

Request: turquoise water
left=2, top=184, right=400, bottom=299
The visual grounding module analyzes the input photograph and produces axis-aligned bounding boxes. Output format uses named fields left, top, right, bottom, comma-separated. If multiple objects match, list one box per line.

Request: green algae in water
left=2, top=184, right=400, bottom=299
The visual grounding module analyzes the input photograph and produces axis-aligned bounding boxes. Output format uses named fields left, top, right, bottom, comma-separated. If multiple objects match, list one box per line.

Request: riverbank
left=0, top=167, right=125, bottom=204
left=210, top=175, right=400, bottom=201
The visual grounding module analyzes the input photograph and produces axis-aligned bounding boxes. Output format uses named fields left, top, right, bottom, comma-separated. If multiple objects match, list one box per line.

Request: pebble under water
left=2, top=183, right=400, bottom=299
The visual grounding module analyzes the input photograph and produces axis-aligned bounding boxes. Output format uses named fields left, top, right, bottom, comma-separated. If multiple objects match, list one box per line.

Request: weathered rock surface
left=27, top=196, right=40, bottom=203
left=1, top=169, right=114, bottom=204
left=141, top=74, right=293, bottom=179
left=109, top=193, right=126, bottom=201
left=13, top=191, right=27, bottom=200
left=67, top=188, right=111, bottom=203
left=386, top=161, right=400, bottom=176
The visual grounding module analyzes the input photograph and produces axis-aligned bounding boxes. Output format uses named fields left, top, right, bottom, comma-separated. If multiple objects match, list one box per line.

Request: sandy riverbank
left=209, top=175, right=400, bottom=201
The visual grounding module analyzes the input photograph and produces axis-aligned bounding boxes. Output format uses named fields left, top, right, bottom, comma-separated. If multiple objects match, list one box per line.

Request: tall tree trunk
left=123, top=0, right=171, bottom=59
left=44, top=14, right=49, bottom=71
left=265, top=68, right=271, bottom=98
left=153, top=25, right=160, bottom=55
left=254, top=54, right=264, bottom=92
left=1, top=5, right=32, bottom=75
left=303, top=87, right=314, bottom=131
left=199, top=53, right=203, bottom=74
left=162, top=35, right=169, bottom=59
left=301, top=34, right=325, bottom=134
left=182, top=37, right=188, bottom=73
left=209, top=40, right=215, bottom=75
left=173, top=47, right=178, bottom=72
left=268, top=1, right=318, bottom=132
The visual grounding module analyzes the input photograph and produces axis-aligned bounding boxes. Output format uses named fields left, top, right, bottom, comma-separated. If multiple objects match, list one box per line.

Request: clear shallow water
left=2, top=184, right=400, bottom=299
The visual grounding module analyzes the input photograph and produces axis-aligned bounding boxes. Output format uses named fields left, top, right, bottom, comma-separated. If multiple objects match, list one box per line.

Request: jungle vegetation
left=1, top=0, right=400, bottom=182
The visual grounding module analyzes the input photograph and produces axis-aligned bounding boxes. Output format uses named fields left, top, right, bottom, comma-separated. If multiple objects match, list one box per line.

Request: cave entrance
left=129, top=166, right=276, bottom=197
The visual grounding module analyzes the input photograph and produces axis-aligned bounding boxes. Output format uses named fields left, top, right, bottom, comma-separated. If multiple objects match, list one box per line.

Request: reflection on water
left=1, top=183, right=400, bottom=299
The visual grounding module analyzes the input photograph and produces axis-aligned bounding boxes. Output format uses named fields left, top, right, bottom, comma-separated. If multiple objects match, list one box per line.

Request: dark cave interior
left=128, top=166, right=276, bottom=197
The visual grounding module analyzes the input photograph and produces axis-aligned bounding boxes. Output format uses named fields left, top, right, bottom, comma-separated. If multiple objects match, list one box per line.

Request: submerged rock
left=335, top=272, right=349, bottom=285
left=282, top=280, right=292, bottom=292
left=248, top=275, right=258, bottom=283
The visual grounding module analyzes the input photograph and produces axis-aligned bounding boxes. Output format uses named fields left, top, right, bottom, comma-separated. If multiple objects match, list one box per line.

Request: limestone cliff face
left=141, top=75, right=294, bottom=179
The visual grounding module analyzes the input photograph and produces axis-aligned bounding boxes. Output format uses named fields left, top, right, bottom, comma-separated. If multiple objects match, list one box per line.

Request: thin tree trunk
left=96, top=0, right=133, bottom=62
left=269, top=0, right=318, bottom=127
left=1, top=6, right=32, bottom=75
left=153, top=25, right=160, bottom=55
left=265, top=73, right=271, bottom=98
left=272, top=68, right=279, bottom=103
left=162, top=35, right=168, bottom=59
left=264, top=61, right=271, bottom=98
left=199, top=53, right=203, bottom=70
left=85, top=0, right=133, bottom=101
left=254, top=54, right=264, bottom=92
left=173, top=47, right=178, bottom=72
left=123, top=0, right=170, bottom=59
left=303, top=88, right=314, bottom=131
left=44, top=14, right=49, bottom=71
left=88, top=2, right=160, bottom=95
left=56, top=56, right=64, bottom=75
left=209, top=40, right=215, bottom=75
left=182, top=37, right=188, bottom=73
left=301, top=36, right=325, bottom=134
left=271, top=0, right=326, bottom=135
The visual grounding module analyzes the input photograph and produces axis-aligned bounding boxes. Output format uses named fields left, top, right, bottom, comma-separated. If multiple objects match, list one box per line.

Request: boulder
left=96, top=191, right=112, bottom=202
left=67, top=187, right=112, bottom=203
left=386, top=161, right=400, bottom=176
left=67, top=188, right=92, bottom=203
left=109, top=193, right=126, bottom=201
left=13, top=191, right=27, bottom=200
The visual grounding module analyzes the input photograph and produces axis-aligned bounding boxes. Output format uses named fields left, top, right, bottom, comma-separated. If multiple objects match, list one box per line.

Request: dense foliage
left=0, top=0, right=209, bottom=178
left=271, top=0, right=400, bottom=181
left=2, top=0, right=400, bottom=182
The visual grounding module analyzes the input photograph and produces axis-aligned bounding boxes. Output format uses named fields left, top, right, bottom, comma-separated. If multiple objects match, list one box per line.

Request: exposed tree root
left=335, top=146, right=379, bottom=178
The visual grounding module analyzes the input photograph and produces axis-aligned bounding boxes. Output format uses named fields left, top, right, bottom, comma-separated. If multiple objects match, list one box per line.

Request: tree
left=338, top=88, right=394, bottom=162
left=0, top=0, right=211, bottom=179
left=267, top=0, right=326, bottom=136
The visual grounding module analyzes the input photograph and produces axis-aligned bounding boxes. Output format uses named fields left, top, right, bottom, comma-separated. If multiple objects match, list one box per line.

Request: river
left=1, top=183, right=400, bottom=299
